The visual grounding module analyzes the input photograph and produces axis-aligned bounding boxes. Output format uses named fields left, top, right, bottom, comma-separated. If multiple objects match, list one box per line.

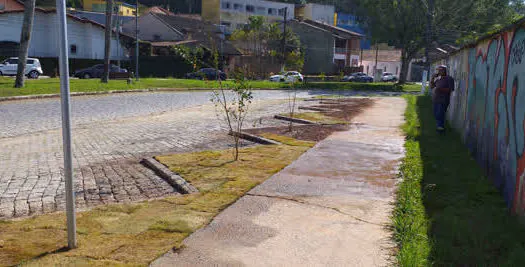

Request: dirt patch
left=246, top=98, right=374, bottom=142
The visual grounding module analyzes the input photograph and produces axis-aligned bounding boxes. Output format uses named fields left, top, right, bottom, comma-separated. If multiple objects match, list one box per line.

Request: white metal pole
left=55, top=0, right=77, bottom=249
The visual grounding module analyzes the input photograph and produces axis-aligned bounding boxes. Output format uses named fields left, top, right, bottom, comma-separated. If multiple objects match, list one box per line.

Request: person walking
left=430, top=65, right=455, bottom=133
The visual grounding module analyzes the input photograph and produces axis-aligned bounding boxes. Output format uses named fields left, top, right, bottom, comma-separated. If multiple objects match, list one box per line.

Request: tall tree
left=102, top=0, right=114, bottom=83
left=15, top=0, right=36, bottom=88
left=361, top=0, right=426, bottom=83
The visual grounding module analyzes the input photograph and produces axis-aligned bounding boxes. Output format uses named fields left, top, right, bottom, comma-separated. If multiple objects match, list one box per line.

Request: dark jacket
left=431, top=75, right=455, bottom=104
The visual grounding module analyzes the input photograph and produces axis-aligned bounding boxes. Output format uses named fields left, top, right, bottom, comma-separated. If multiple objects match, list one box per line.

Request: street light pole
left=425, top=0, right=434, bottom=83
left=55, top=0, right=77, bottom=249
left=135, top=0, right=139, bottom=81
left=281, top=7, right=288, bottom=72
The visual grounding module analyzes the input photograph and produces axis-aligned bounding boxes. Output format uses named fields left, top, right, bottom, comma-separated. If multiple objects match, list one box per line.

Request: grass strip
left=394, top=95, right=525, bottom=266
left=0, top=77, right=419, bottom=98
left=0, top=143, right=310, bottom=266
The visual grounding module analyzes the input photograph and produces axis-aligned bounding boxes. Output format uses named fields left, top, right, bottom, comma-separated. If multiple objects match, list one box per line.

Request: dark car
left=343, top=72, right=374, bottom=83
left=74, top=64, right=127, bottom=79
left=185, top=68, right=227, bottom=81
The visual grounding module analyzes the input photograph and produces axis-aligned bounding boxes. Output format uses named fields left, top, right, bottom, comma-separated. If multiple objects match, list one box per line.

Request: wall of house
left=122, top=14, right=183, bottom=42
left=290, top=21, right=334, bottom=74
left=0, top=12, right=128, bottom=60
left=361, top=60, right=400, bottom=76
left=0, top=0, right=24, bottom=11
left=301, top=3, right=334, bottom=25
left=436, top=22, right=525, bottom=215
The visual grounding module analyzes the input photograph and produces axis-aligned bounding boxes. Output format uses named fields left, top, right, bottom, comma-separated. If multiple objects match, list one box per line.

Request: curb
left=141, top=157, right=198, bottom=194
left=229, top=131, right=282, bottom=145
left=274, top=115, right=319, bottom=125
left=298, top=106, right=333, bottom=112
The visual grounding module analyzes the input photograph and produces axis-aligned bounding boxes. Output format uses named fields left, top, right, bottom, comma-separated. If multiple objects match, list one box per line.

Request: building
left=0, top=8, right=129, bottom=60
left=335, top=13, right=370, bottom=49
left=289, top=19, right=363, bottom=74
left=201, top=0, right=294, bottom=33
left=295, top=3, right=335, bottom=25
left=360, top=45, right=401, bottom=78
left=0, top=0, right=23, bottom=12
left=82, top=0, right=136, bottom=16
left=68, top=9, right=135, bottom=26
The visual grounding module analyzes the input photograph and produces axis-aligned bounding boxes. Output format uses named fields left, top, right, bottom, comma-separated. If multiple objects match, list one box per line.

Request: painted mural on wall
left=440, top=24, right=525, bottom=214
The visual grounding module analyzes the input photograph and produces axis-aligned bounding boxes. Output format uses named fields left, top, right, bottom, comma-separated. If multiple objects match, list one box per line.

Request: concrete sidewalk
left=152, top=97, right=406, bottom=267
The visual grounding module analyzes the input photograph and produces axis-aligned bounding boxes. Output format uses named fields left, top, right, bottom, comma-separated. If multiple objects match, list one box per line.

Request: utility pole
left=116, top=4, right=120, bottom=68
left=425, top=0, right=434, bottom=83
left=55, top=0, right=76, bottom=249
left=135, top=0, right=139, bottom=81
left=281, top=7, right=288, bottom=72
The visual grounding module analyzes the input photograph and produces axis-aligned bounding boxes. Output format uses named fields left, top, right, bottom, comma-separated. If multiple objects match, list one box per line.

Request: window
left=221, top=2, right=231, bottom=9
left=278, top=8, right=285, bottom=16
left=26, top=59, right=35, bottom=65
left=70, top=44, right=77, bottom=54
left=8, top=58, right=18, bottom=64
left=221, top=21, right=231, bottom=27
left=233, top=3, right=243, bottom=10
left=256, top=6, right=266, bottom=14
left=153, top=34, right=161, bottom=41
left=246, top=5, right=254, bottom=12
left=268, top=8, right=276, bottom=15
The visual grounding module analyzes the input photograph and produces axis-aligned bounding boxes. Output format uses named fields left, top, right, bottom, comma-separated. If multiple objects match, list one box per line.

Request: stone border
left=298, top=106, right=333, bottom=112
left=274, top=115, right=319, bottom=125
left=229, top=131, right=281, bottom=145
left=141, top=157, right=198, bottom=194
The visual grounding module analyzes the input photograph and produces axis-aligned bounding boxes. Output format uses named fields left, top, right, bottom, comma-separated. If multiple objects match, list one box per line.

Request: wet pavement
left=152, top=97, right=407, bottom=267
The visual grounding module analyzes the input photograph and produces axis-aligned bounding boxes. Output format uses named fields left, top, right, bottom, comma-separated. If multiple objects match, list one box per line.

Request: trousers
left=433, top=102, right=449, bottom=129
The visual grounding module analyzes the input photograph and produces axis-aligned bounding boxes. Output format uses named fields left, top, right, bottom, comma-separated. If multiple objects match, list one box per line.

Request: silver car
left=0, top=57, right=43, bottom=79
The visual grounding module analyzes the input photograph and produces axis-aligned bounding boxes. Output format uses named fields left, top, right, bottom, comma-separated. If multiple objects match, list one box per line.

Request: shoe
left=437, top=127, right=445, bottom=131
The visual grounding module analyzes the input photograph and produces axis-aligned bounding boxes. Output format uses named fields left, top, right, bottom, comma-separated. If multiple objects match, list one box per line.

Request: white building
left=0, top=8, right=129, bottom=60
left=296, top=3, right=335, bottom=25
left=202, top=0, right=295, bottom=33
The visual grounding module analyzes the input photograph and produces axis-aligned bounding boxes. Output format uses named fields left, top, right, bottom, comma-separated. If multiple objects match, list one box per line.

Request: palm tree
left=15, top=0, right=36, bottom=88
left=102, top=0, right=114, bottom=83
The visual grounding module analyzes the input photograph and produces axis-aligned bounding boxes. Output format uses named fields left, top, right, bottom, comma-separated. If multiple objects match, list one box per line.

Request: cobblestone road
left=0, top=90, right=408, bottom=219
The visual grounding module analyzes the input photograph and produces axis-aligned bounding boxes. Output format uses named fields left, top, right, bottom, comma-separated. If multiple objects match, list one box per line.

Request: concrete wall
left=437, top=21, right=525, bottom=215
left=0, top=11, right=128, bottom=60
left=361, top=60, right=400, bottom=76
left=290, top=20, right=334, bottom=74
left=302, top=3, right=334, bottom=25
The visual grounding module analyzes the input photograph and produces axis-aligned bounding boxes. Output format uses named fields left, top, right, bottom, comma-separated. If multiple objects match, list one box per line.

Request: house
left=82, top=0, right=136, bottom=16
left=0, top=0, right=23, bottom=12
left=201, top=0, right=295, bottom=34
left=361, top=46, right=402, bottom=78
left=295, top=3, right=335, bottom=25
left=68, top=9, right=135, bottom=26
left=122, top=12, right=240, bottom=56
left=289, top=18, right=363, bottom=74
left=0, top=8, right=130, bottom=61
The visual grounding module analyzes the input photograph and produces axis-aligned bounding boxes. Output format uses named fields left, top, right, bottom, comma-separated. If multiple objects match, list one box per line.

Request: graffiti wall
left=439, top=23, right=525, bottom=214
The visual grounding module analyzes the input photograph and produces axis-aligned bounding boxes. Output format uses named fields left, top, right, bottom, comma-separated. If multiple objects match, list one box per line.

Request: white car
left=381, top=72, right=398, bottom=82
left=269, top=71, right=304, bottom=83
left=0, top=57, right=43, bottom=79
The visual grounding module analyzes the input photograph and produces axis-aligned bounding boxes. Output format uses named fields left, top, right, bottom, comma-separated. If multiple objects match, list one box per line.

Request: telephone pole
left=135, top=0, right=139, bottom=81
left=281, top=7, right=288, bottom=72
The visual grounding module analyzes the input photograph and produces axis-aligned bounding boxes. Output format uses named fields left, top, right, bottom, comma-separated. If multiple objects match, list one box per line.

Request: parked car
left=269, top=71, right=304, bottom=83
left=343, top=72, right=373, bottom=83
left=381, top=72, right=398, bottom=82
left=185, top=68, right=227, bottom=80
left=73, top=64, right=127, bottom=79
left=0, top=57, right=43, bottom=79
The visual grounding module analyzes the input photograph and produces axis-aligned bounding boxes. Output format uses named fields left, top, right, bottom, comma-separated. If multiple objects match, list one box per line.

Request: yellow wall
left=201, top=0, right=220, bottom=24
left=83, top=0, right=136, bottom=16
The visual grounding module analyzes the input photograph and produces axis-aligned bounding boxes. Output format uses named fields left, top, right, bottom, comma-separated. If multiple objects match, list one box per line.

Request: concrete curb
left=274, top=115, right=319, bottom=125
left=229, top=131, right=281, bottom=145
left=141, top=157, right=198, bottom=194
left=298, top=106, right=333, bottom=112
left=0, top=87, right=286, bottom=103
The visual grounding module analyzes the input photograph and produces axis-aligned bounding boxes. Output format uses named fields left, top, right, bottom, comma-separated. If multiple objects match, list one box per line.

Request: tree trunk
left=399, top=51, right=411, bottom=84
left=14, top=0, right=36, bottom=88
left=102, top=0, right=114, bottom=83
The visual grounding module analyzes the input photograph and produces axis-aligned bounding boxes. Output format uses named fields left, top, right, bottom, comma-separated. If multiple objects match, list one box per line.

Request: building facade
left=0, top=9, right=129, bottom=60
left=201, top=0, right=294, bottom=33
left=335, top=13, right=371, bottom=49
left=82, top=0, right=136, bottom=16
left=0, top=0, right=23, bottom=12
left=295, top=3, right=334, bottom=25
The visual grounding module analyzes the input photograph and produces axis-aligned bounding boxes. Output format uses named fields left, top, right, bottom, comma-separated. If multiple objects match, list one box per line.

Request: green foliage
left=171, top=45, right=205, bottom=71
left=319, top=72, right=326, bottom=81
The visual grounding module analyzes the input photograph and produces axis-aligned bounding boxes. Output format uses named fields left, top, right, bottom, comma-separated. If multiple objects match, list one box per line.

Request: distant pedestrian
left=430, top=65, right=454, bottom=133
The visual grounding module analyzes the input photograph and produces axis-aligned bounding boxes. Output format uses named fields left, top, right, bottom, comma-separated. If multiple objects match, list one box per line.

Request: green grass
left=0, top=143, right=311, bottom=266
left=394, top=95, right=525, bottom=266
left=0, top=76, right=419, bottom=98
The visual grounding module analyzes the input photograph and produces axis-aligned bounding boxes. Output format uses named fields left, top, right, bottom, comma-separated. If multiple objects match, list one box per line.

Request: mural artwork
left=442, top=25, right=525, bottom=215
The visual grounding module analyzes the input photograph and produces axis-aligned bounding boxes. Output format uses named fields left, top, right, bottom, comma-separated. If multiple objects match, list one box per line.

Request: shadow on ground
left=416, top=96, right=525, bottom=265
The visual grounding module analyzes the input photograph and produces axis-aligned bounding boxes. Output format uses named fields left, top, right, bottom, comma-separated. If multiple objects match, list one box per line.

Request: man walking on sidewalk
left=430, top=65, right=455, bottom=133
